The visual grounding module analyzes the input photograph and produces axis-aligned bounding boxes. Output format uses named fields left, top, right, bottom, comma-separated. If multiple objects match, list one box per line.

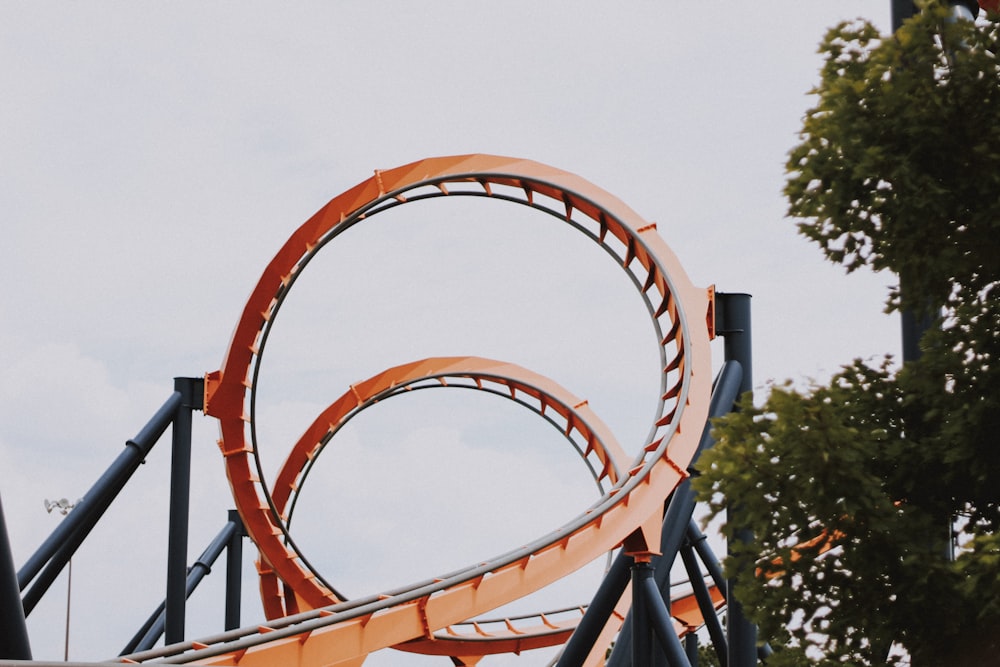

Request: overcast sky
left=1, top=2, right=908, bottom=664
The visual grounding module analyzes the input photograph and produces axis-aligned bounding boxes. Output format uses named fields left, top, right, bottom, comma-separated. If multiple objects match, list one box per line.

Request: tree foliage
left=693, top=4, right=1000, bottom=664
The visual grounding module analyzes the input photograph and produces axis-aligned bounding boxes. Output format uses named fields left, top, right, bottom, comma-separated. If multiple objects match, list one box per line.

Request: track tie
left=472, top=621, right=492, bottom=637
left=505, top=618, right=526, bottom=634
left=540, top=613, right=559, bottom=629
left=662, top=382, right=682, bottom=401
left=258, top=625, right=276, bottom=634
left=663, top=355, right=682, bottom=374
left=661, top=453, right=688, bottom=479
left=624, top=236, right=636, bottom=267
left=478, top=179, right=492, bottom=196
left=642, top=266, right=658, bottom=292
left=436, top=182, right=449, bottom=195
left=654, top=294, right=674, bottom=318
left=191, top=641, right=210, bottom=650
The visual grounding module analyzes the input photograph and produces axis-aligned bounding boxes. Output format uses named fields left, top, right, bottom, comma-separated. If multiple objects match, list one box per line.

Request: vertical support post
left=631, top=560, right=655, bottom=667
left=891, top=0, right=960, bottom=567
left=0, top=494, right=31, bottom=659
left=891, top=0, right=927, bottom=362
left=892, top=0, right=917, bottom=29
left=225, top=509, right=244, bottom=631
left=686, top=634, right=699, bottom=665
left=716, top=293, right=756, bottom=667
left=165, top=377, right=202, bottom=646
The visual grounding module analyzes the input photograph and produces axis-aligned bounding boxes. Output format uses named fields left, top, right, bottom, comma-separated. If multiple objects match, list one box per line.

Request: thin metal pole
left=64, top=558, right=72, bottom=661
left=165, top=377, right=202, bottom=646
left=0, top=494, right=31, bottom=659
left=716, top=293, right=756, bottom=667
left=687, top=521, right=725, bottom=592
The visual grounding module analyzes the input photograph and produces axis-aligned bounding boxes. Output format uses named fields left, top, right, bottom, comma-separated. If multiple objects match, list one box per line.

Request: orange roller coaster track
left=175, top=154, right=716, bottom=666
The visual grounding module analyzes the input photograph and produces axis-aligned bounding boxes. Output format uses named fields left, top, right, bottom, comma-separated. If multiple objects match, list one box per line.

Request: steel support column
left=716, top=293, right=756, bottom=667
left=225, top=509, right=244, bottom=631
left=680, top=543, right=727, bottom=667
left=0, top=494, right=31, bottom=659
left=685, top=634, right=699, bottom=665
left=126, top=516, right=238, bottom=654
left=165, top=377, right=203, bottom=646
left=608, top=361, right=743, bottom=666
left=631, top=561, right=654, bottom=666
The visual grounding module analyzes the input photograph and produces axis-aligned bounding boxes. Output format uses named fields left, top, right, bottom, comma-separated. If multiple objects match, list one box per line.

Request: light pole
left=44, top=498, right=80, bottom=661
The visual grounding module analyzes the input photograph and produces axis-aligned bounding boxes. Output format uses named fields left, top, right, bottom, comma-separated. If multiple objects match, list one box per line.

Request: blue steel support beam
left=608, top=360, right=744, bottom=666
left=685, top=634, right=699, bottom=665
left=19, top=391, right=183, bottom=615
left=716, top=292, right=756, bottom=667
left=631, top=561, right=654, bottom=666
left=0, top=494, right=31, bottom=659
left=555, top=549, right=632, bottom=666
left=224, top=510, right=244, bottom=631
left=636, top=564, right=690, bottom=667
left=165, top=377, right=202, bottom=646
left=125, top=517, right=239, bottom=654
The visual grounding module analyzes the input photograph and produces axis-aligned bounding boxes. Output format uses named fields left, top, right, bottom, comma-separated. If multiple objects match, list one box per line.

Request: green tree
left=693, top=3, right=1000, bottom=665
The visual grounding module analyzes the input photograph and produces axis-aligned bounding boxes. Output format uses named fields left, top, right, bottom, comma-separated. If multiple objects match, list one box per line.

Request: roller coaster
left=0, top=154, right=760, bottom=666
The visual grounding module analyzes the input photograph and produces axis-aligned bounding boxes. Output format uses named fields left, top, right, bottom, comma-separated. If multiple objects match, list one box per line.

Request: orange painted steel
left=185, top=154, right=714, bottom=666
left=257, top=356, right=628, bottom=623
left=394, top=580, right=724, bottom=661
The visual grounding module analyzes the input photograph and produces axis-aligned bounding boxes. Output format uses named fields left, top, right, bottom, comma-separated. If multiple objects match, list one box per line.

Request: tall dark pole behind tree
left=694, top=4, right=1000, bottom=664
